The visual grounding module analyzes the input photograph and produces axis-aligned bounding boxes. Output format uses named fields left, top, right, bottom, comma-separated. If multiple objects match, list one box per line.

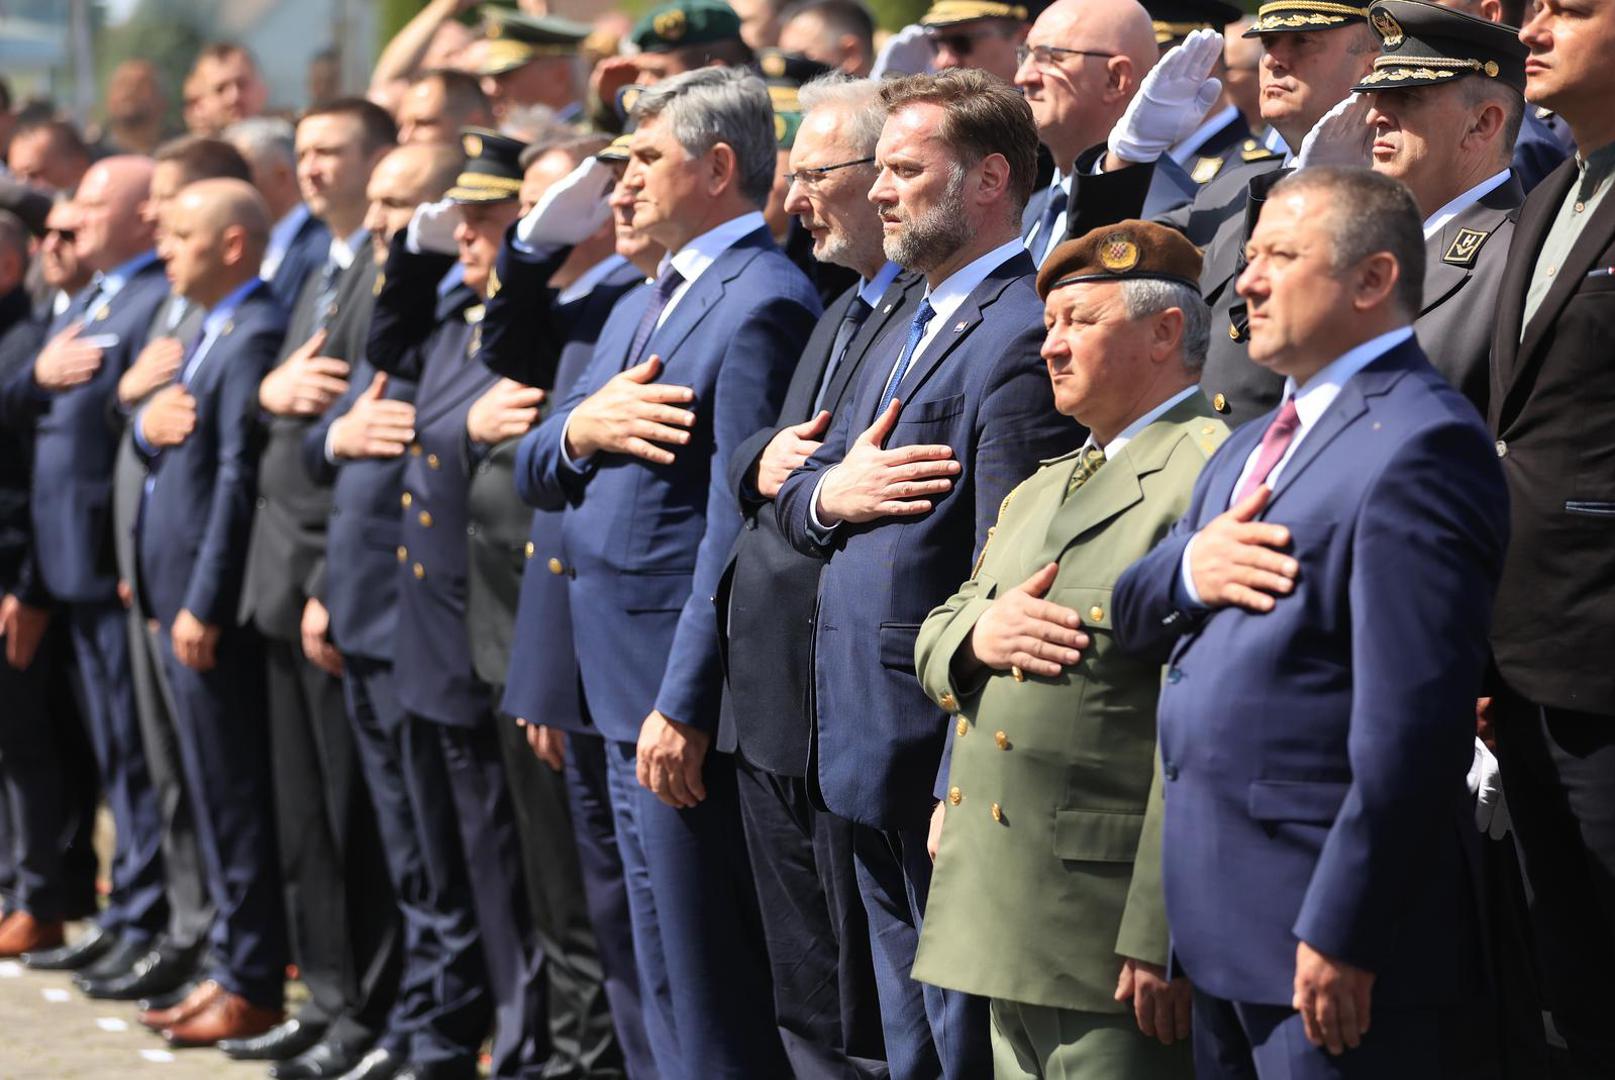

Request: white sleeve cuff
left=1179, top=532, right=1204, bottom=607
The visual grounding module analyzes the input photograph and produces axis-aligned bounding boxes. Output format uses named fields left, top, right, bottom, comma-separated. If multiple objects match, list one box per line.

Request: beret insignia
left=653, top=9, right=687, bottom=40
left=1099, top=235, right=1140, bottom=273
left=1371, top=8, right=1404, bottom=48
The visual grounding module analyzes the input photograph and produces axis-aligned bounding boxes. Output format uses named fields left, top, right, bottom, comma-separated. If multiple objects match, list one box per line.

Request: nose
left=933, top=45, right=964, bottom=70
left=1236, top=258, right=1264, bottom=301
left=867, top=169, right=893, bottom=208
left=453, top=220, right=474, bottom=245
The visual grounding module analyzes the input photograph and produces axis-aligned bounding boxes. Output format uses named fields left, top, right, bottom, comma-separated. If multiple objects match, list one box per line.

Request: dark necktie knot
left=626, top=265, right=687, bottom=368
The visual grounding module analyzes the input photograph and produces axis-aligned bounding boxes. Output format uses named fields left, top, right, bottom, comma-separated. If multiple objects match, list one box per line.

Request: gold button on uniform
left=419, top=511, right=433, bottom=528
left=956, top=718, right=968, bottom=737
left=524, top=541, right=535, bottom=559
left=939, top=691, right=957, bottom=711
left=547, top=557, right=564, bottom=575
left=410, top=444, right=422, bottom=457
left=994, top=730, right=1008, bottom=750
left=1212, top=393, right=1229, bottom=414
left=947, top=787, right=962, bottom=807
left=396, top=546, right=407, bottom=563
left=427, top=453, right=441, bottom=470
left=991, top=802, right=1003, bottom=824
left=401, top=492, right=412, bottom=508
left=1228, top=322, right=1242, bottom=341
left=412, top=562, right=425, bottom=579
left=1088, top=605, right=1104, bottom=623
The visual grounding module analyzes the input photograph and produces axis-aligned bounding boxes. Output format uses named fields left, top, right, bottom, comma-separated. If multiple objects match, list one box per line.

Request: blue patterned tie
left=874, top=298, right=936, bottom=419
left=1029, top=183, right=1067, bottom=265
left=625, top=265, right=685, bottom=368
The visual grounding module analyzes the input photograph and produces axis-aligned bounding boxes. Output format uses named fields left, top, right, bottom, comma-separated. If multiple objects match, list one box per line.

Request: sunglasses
left=926, top=25, right=1013, bottom=58
left=45, top=227, right=76, bottom=243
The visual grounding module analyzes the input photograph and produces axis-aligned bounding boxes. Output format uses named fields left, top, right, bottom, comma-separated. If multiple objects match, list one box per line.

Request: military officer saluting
left=914, top=222, right=1228, bottom=1078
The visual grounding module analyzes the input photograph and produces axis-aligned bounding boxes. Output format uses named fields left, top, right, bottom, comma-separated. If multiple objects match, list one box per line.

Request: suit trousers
left=48, top=634, right=101, bottom=922
left=851, top=822, right=991, bottom=1080
left=68, top=600, right=166, bottom=939
left=265, top=638, right=399, bottom=1043
left=989, top=997, right=1192, bottom=1080
left=157, top=623, right=287, bottom=1007
left=342, top=658, right=489, bottom=1066
left=1190, top=990, right=1441, bottom=1079
left=129, top=612, right=212, bottom=952
left=0, top=630, right=62, bottom=919
left=561, top=730, right=654, bottom=1080
left=493, top=710, right=623, bottom=1079
left=735, top=756, right=888, bottom=1079
left=436, top=718, right=549, bottom=1079
left=600, top=738, right=785, bottom=1080
left=1495, top=689, right=1615, bottom=1077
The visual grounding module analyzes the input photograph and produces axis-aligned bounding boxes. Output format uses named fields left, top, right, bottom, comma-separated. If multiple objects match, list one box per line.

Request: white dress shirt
left=260, top=203, right=312, bottom=283
left=1422, top=169, right=1512, bottom=240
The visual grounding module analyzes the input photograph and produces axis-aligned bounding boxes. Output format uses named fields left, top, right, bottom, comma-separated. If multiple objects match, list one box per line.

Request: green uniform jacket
left=911, top=394, right=1229, bottom=1012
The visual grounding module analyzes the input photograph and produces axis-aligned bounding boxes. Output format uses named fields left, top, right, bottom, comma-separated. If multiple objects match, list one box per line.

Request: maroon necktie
left=1233, top=396, right=1301, bottom=505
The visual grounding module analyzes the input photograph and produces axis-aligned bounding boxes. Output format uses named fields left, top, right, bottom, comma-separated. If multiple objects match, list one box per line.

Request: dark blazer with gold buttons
left=367, top=238, right=493, bottom=727
left=911, top=394, right=1226, bottom=1013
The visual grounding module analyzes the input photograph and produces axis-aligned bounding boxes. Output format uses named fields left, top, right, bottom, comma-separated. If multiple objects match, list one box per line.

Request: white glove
left=1293, top=93, right=1374, bottom=170
left=871, top=23, right=934, bottom=80
left=515, top=156, right=616, bottom=249
left=1466, top=736, right=1511, bottom=841
left=406, top=198, right=462, bottom=256
left=1107, top=28, right=1224, bottom=165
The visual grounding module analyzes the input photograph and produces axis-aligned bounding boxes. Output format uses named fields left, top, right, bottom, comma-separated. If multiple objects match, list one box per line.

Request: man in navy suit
left=1112, top=167, right=1508, bottom=1077
left=776, top=69, right=1082, bottom=1078
left=132, top=178, right=289, bottom=1046
left=8, top=157, right=172, bottom=979
left=518, top=67, right=820, bottom=1079
left=225, top=116, right=332, bottom=309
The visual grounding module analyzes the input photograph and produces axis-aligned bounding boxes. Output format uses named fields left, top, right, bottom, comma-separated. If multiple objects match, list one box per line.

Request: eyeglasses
left=1015, top=43, right=1118, bottom=68
left=926, top=25, right=1012, bottom=58
left=784, top=156, right=876, bottom=188
left=44, top=228, right=75, bottom=243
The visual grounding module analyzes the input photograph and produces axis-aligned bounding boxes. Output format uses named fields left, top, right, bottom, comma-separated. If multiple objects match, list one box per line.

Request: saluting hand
left=140, top=384, right=197, bottom=449
left=171, top=609, right=221, bottom=672
left=756, top=410, right=830, bottom=499
left=812, top=399, right=959, bottom=526
left=120, top=337, right=184, bottom=406
left=563, top=355, right=695, bottom=466
left=1187, top=486, right=1297, bottom=612
left=961, top=562, right=1089, bottom=681
left=1293, top=941, right=1375, bottom=1055
left=329, top=372, right=417, bottom=459
left=636, top=709, right=709, bottom=809
left=34, top=323, right=105, bottom=391
left=467, top=377, right=545, bottom=445
left=258, top=329, right=350, bottom=417
left=1116, top=957, right=1192, bottom=1045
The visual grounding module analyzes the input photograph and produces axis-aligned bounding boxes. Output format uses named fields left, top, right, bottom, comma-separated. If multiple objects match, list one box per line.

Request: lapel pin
left=953, top=321, right=967, bottom=333
left=883, top=304, right=893, bottom=313
left=221, top=318, right=234, bottom=336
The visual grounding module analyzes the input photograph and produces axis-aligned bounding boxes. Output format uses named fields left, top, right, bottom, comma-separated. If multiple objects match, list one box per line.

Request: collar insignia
left=1443, top=227, right=1489, bottom=267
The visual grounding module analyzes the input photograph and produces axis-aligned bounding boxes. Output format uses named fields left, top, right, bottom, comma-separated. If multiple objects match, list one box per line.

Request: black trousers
left=1495, top=687, right=1615, bottom=1078
left=0, top=623, right=61, bottom=919
left=494, top=710, right=623, bottom=1079
left=735, top=756, right=888, bottom=1079
left=264, top=638, right=399, bottom=1043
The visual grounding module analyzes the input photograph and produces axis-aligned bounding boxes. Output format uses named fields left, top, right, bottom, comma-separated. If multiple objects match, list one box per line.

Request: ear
left=974, top=151, right=1012, bottom=210
left=1352, top=250, right=1401, bottom=313
left=707, top=141, right=739, bottom=197
left=1151, top=305, right=1186, bottom=361
left=221, top=224, right=249, bottom=270
left=1466, top=99, right=1506, bottom=149
left=1105, top=56, right=1135, bottom=103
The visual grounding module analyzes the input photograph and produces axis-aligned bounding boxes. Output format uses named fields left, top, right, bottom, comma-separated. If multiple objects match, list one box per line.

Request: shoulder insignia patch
left=1192, top=155, right=1225, bottom=184
left=373, top=272, right=385, bottom=296
left=1240, top=139, right=1279, bottom=163
left=1443, top=227, right=1490, bottom=267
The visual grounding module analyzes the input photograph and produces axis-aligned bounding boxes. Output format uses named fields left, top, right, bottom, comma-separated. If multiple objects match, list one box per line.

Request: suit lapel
left=1421, top=178, right=1522, bottom=317
left=1516, top=172, right=1615, bottom=365
left=779, top=287, right=853, bottom=422
left=645, top=231, right=766, bottom=373
left=821, top=274, right=920, bottom=417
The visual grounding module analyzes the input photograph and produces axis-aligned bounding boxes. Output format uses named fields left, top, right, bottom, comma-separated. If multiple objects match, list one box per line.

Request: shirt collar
left=662, top=211, right=767, bottom=287
left=266, top=204, right=311, bottom=256
left=1576, top=141, right=1615, bottom=192
left=1091, top=384, right=1203, bottom=457
left=556, top=253, right=629, bottom=306
left=857, top=261, right=902, bottom=309
left=1171, top=104, right=1240, bottom=165
left=328, top=228, right=369, bottom=272
left=1283, top=325, right=1414, bottom=432
left=1423, top=169, right=1512, bottom=239
left=201, top=277, right=262, bottom=335
left=922, top=238, right=1025, bottom=327
left=99, top=249, right=159, bottom=295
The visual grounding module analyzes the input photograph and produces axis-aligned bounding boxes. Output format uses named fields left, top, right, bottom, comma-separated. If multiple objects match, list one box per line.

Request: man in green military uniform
left=913, top=220, right=1229, bottom=1078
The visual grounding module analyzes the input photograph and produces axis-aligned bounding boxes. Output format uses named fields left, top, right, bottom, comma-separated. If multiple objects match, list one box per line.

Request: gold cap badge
left=1098, top=234, right=1140, bottom=272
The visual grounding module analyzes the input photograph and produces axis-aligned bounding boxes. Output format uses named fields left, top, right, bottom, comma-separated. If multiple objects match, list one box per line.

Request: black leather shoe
left=77, top=944, right=198, bottom=1000
left=73, top=934, right=148, bottom=982
left=270, top=1036, right=372, bottom=1079
left=217, top=1016, right=328, bottom=1061
left=393, top=1060, right=477, bottom=1080
left=22, top=924, right=115, bottom=971
left=137, top=980, right=199, bottom=1014
left=334, top=1046, right=404, bottom=1080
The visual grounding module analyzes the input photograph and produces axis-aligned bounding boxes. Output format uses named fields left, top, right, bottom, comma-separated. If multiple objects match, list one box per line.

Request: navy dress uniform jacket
left=1112, top=339, right=1508, bottom=1007
left=366, top=239, right=492, bottom=727
left=516, top=225, right=821, bottom=742
left=775, top=250, right=1084, bottom=830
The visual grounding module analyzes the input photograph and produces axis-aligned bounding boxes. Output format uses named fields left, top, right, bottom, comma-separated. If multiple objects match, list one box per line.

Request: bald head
left=1016, top=0, right=1158, bottom=165
left=74, top=155, right=157, bottom=271
left=164, top=178, right=271, bottom=305
left=184, top=178, right=270, bottom=251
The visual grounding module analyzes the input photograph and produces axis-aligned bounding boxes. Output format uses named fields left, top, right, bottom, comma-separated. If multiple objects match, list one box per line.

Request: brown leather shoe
left=138, top=978, right=220, bottom=1030
left=0, top=911, right=64, bottom=957
left=162, top=990, right=283, bottom=1048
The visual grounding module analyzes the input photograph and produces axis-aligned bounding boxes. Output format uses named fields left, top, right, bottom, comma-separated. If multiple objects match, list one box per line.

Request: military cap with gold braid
left=1143, top=0, right=1242, bottom=48
left=755, top=49, right=833, bottom=150
left=447, top=128, right=529, bottom=204
left=1242, top=0, right=1370, bottom=36
left=596, top=132, right=634, bottom=164
left=1037, top=220, right=1204, bottom=300
left=919, top=0, right=1030, bottom=28
left=1352, top=0, right=1527, bottom=93
left=478, top=7, right=592, bottom=76
left=631, top=0, right=744, bottom=53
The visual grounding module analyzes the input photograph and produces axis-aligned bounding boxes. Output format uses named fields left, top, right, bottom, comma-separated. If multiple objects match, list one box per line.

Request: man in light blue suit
left=516, top=67, right=820, bottom=1080
left=775, top=69, right=1084, bottom=1078
left=1112, top=167, right=1508, bottom=1077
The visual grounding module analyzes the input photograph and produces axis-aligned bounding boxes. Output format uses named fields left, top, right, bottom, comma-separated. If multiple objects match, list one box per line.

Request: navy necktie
left=813, top=296, right=873, bottom=413
left=625, top=266, right=686, bottom=369
left=1030, top=183, right=1067, bottom=265
left=311, top=257, right=342, bottom=333
left=875, top=298, right=936, bottom=419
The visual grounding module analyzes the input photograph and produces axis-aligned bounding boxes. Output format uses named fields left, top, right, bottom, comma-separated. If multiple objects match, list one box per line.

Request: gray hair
left=1270, top=166, right=1424, bottom=317
left=631, top=66, right=777, bottom=206
left=223, top=116, right=295, bottom=170
left=797, top=73, right=885, bottom=157
left=1121, top=279, right=1210, bottom=372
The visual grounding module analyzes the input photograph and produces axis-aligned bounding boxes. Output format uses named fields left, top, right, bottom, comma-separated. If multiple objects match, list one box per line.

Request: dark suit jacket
left=1489, top=155, right=1615, bottom=714
left=17, top=255, right=169, bottom=604
left=239, top=253, right=377, bottom=641
left=0, top=288, right=47, bottom=603
left=775, top=249, right=1083, bottom=828
left=138, top=285, right=287, bottom=627
left=367, top=240, right=491, bottom=727
left=518, top=225, right=821, bottom=742
left=1512, top=109, right=1574, bottom=196
left=1113, top=339, right=1507, bottom=1006
left=1021, top=149, right=1198, bottom=262
left=265, top=210, right=332, bottom=311
left=714, top=270, right=921, bottom=774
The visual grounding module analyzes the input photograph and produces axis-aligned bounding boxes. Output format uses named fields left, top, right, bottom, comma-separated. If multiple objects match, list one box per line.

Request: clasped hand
left=140, top=383, right=197, bottom=449
left=467, top=377, right=544, bottom=445
left=1293, top=941, right=1375, bottom=1055
left=329, top=372, right=416, bottom=459
left=1187, top=487, right=1297, bottom=612
left=636, top=709, right=710, bottom=809
left=813, top=399, right=958, bottom=526
left=258, top=330, right=350, bottom=417
left=34, top=323, right=105, bottom=391
left=120, top=337, right=184, bottom=406
left=755, top=410, right=830, bottom=499
left=962, top=562, right=1089, bottom=680
left=563, top=355, right=695, bottom=466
